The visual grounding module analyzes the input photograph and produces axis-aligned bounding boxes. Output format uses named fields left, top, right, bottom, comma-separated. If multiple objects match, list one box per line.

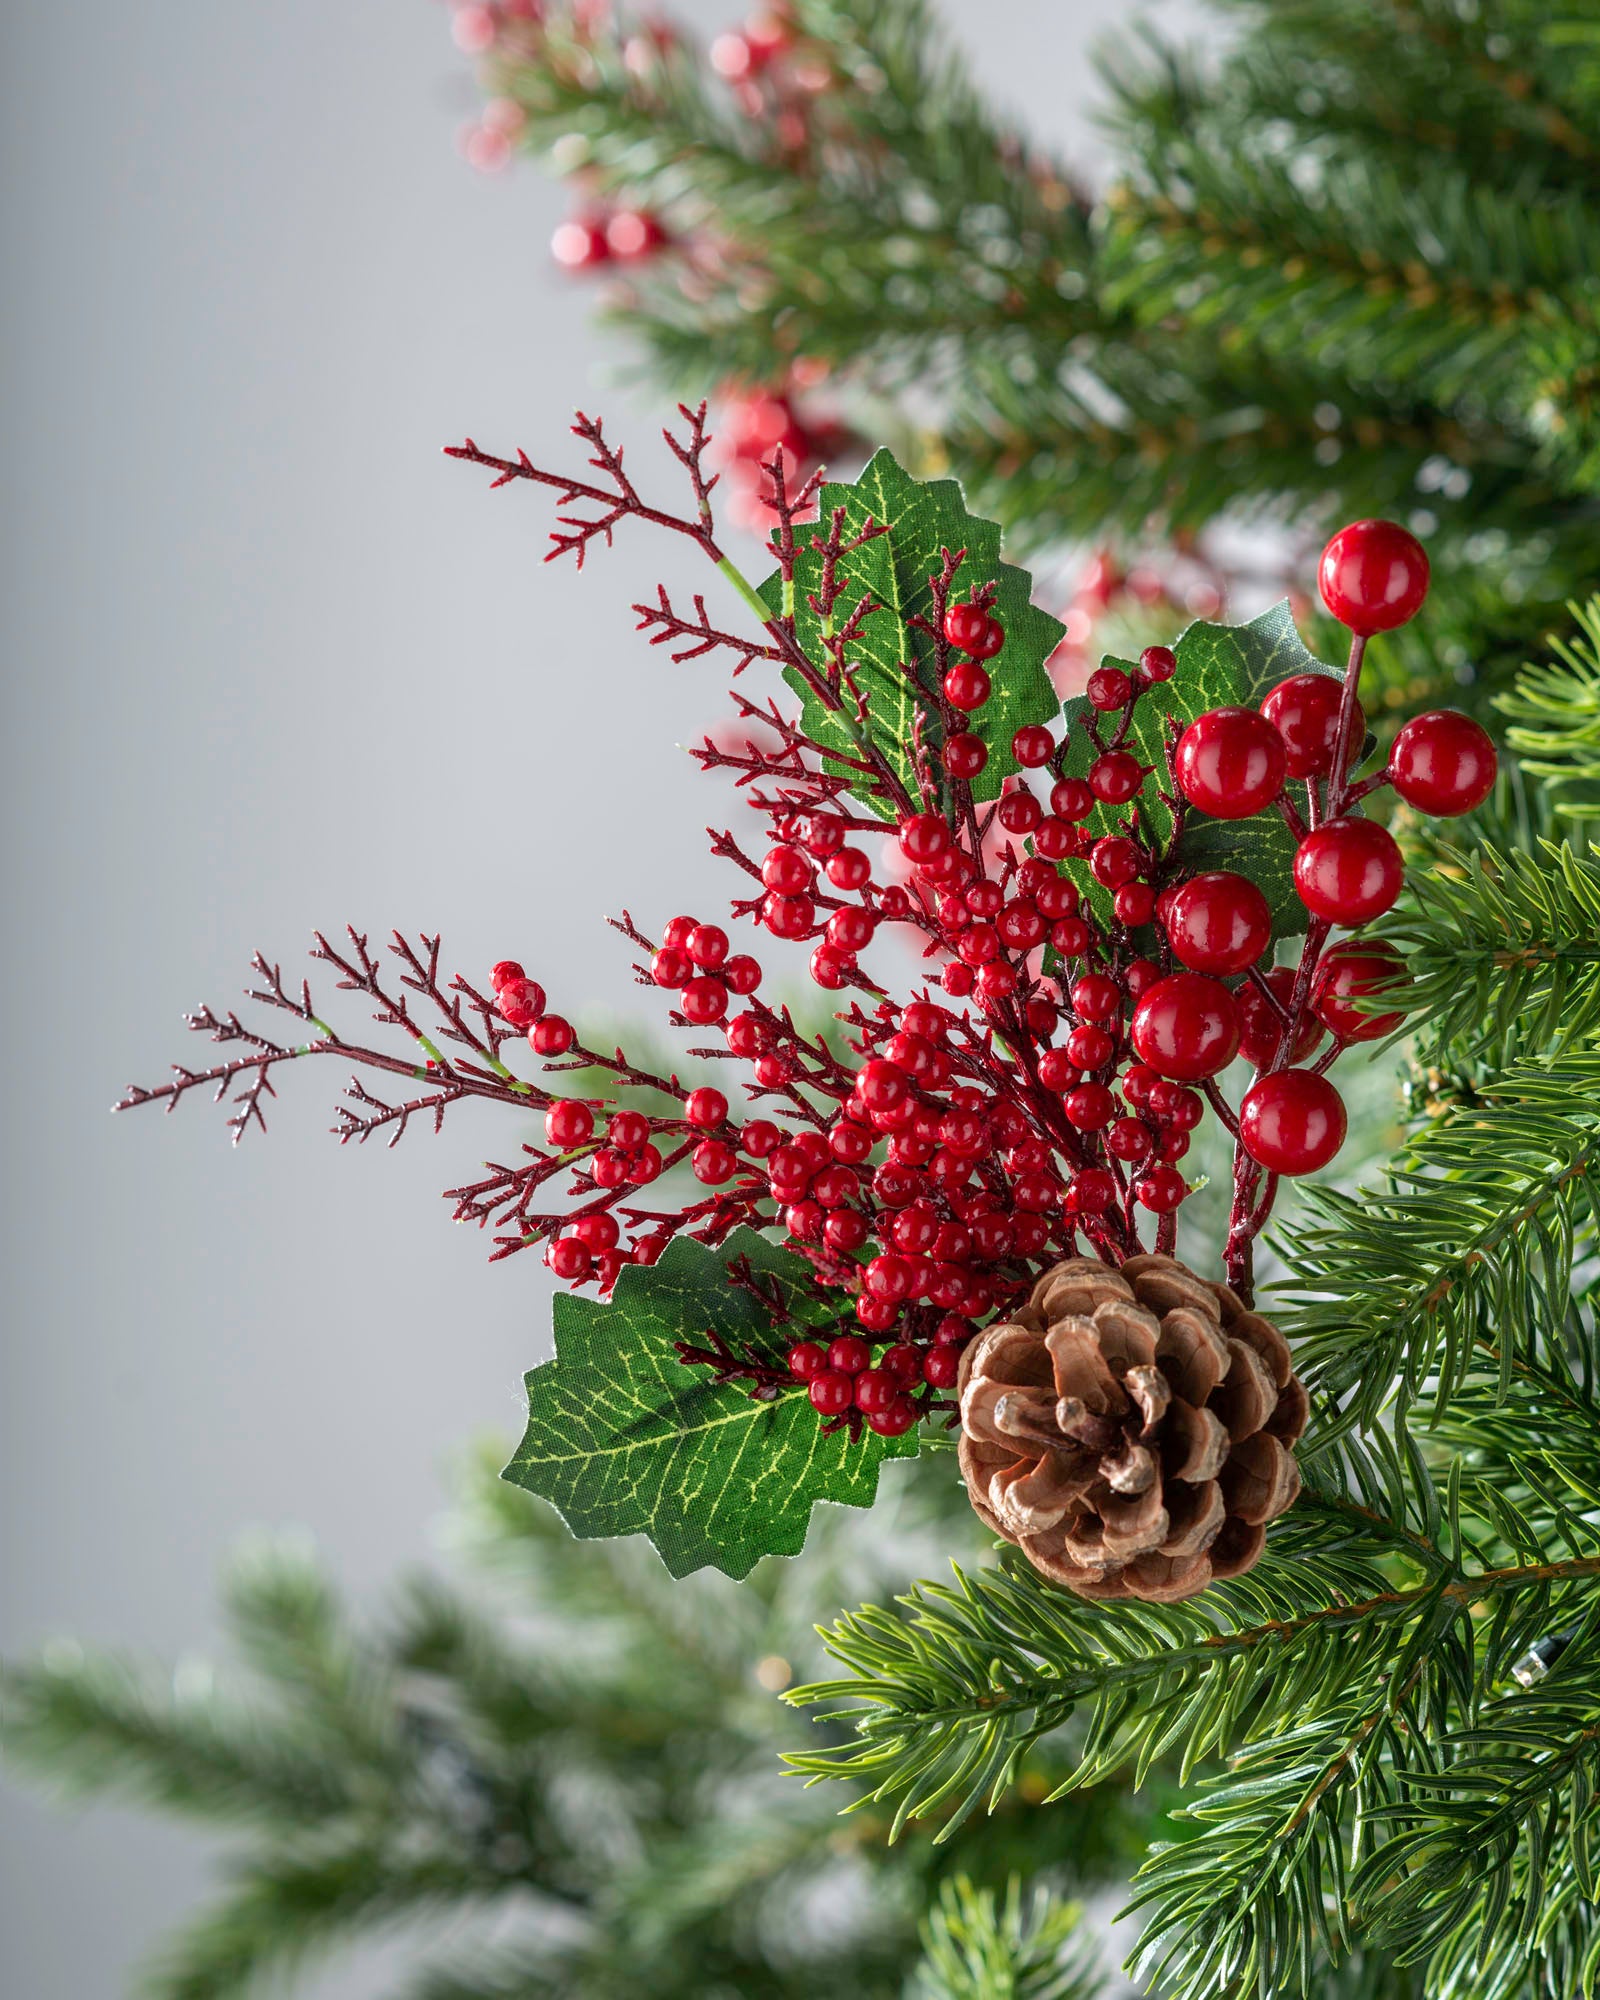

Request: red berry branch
left=122, top=408, right=1499, bottom=1448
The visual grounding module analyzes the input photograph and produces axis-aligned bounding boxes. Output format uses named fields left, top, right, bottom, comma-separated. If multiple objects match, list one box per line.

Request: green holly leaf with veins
left=504, top=1228, right=917, bottom=1579
left=758, top=448, right=1064, bottom=816
left=1059, top=600, right=1344, bottom=943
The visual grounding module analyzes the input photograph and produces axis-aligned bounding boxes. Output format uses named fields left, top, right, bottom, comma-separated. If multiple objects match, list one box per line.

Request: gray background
left=0, top=3, right=1202, bottom=1992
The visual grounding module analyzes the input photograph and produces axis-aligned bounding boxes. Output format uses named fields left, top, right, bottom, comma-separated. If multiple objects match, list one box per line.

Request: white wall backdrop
left=0, top=4, right=1206, bottom=1992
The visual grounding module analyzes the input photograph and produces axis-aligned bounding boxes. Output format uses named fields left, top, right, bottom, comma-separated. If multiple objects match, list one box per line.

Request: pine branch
left=1376, top=838, right=1600, bottom=1059
left=1499, top=596, right=1600, bottom=819
left=912, top=1877, right=1102, bottom=2000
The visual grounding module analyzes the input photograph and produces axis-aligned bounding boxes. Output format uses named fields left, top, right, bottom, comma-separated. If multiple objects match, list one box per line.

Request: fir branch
left=1499, top=596, right=1600, bottom=819
left=912, top=1877, right=1102, bottom=2000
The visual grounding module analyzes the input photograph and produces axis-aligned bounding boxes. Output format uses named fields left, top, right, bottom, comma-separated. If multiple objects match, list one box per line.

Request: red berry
left=856, top=1295, right=899, bottom=1333
left=651, top=946, right=689, bottom=988
left=788, top=1341, right=827, bottom=1381
left=943, top=732, right=989, bottom=779
left=828, top=1334, right=872, bottom=1375
left=968, top=615, right=1005, bottom=659
left=1087, top=666, right=1132, bottom=711
left=490, top=960, right=525, bottom=990
left=1388, top=710, right=1497, bottom=816
left=864, top=1254, right=914, bottom=1303
left=1106, top=1115, right=1153, bottom=1163
left=661, top=916, right=697, bottom=951
left=1134, top=1164, right=1188, bottom=1213
left=545, top=1099, right=594, bottom=1148
left=497, top=977, right=547, bottom=1029
left=826, top=847, right=872, bottom=892
left=1038, top=1047, right=1079, bottom=1092
left=1114, top=883, right=1155, bottom=927
left=1318, top=519, right=1429, bottom=635
left=608, top=1108, right=649, bottom=1149
left=547, top=1235, right=592, bottom=1281
left=809, top=944, right=851, bottom=990
left=684, top=1086, right=729, bottom=1128
left=944, top=660, right=992, bottom=710
left=1071, top=971, right=1120, bottom=1021
left=1063, top=1081, right=1115, bottom=1130
left=1312, top=942, right=1409, bottom=1041
left=571, top=1213, right=619, bottom=1252
left=1090, top=750, right=1143, bottom=804
left=1034, top=817, right=1076, bottom=861
left=868, top=1396, right=918, bottom=1437
left=1012, top=725, right=1054, bottom=767
left=1052, top=918, right=1091, bottom=957
left=943, top=961, right=975, bottom=996
left=1166, top=871, right=1272, bottom=976
left=785, top=1198, right=823, bottom=1241
left=1126, top=957, right=1159, bottom=998
left=997, top=901, right=1046, bottom=950
left=899, top=812, right=952, bottom=864
left=1046, top=777, right=1091, bottom=822
left=764, top=893, right=815, bottom=940
left=686, top=923, right=729, bottom=968
left=824, top=1208, right=870, bottom=1252
left=943, top=602, right=990, bottom=653
left=742, top=1119, right=781, bottom=1158
left=808, top=1371, right=854, bottom=1416
left=1090, top=836, right=1143, bottom=888
left=998, top=790, right=1043, bottom=834
left=853, top=1367, right=897, bottom=1415
left=1236, top=968, right=1324, bottom=1070
left=802, top=815, right=846, bottom=858
left=1260, top=673, right=1362, bottom=780
left=530, top=1016, right=574, bottom=1055
left=763, top=848, right=813, bottom=899
left=1140, top=645, right=1177, bottom=682
left=1151, top=1080, right=1204, bottom=1129
left=923, top=1346, right=960, bottom=1388
left=1131, top=972, right=1240, bottom=1080
left=1121, top=1062, right=1159, bottom=1106
left=691, top=1138, right=737, bottom=1184
left=1036, top=876, right=1078, bottom=920
left=1175, top=708, right=1286, bottom=819
left=681, top=975, right=729, bottom=1024
left=1293, top=817, right=1404, bottom=925
left=1068, top=1166, right=1118, bottom=1212
left=1239, top=1070, right=1347, bottom=1176
left=1065, top=1023, right=1115, bottom=1071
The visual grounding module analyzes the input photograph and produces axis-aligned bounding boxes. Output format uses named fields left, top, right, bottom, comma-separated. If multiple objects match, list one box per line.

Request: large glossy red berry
left=943, top=732, right=988, bottom=779
left=998, top=790, right=1042, bottom=834
left=684, top=1086, right=729, bottom=1128
left=691, top=1138, right=737, bottom=1184
left=944, top=660, right=991, bottom=710
left=545, top=1099, right=594, bottom=1148
left=1260, top=674, right=1364, bottom=780
left=1090, top=751, right=1143, bottom=803
left=1131, top=973, right=1240, bottom=1080
left=530, top=1015, right=574, bottom=1055
left=681, top=976, right=729, bottom=1025
left=1166, top=871, right=1272, bottom=976
left=1012, top=725, right=1054, bottom=768
left=762, top=844, right=813, bottom=895
left=1175, top=708, right=1286, bottom=819
left=1090, top=835, right=1143, bottom=888
left=686, top=923, right=729, bottom=968
left=826, top=847, right=871, bottom=892
left=1318, top=519, right=1429, bottom=634
left=1312, top=942, right=1409, bottom=1041
left=1293, top=817, right=1404, bottom=925
left=1388, top=710, right=1497, bottom=816
left=764, top=893, right=815, bottom=938
left=1239, top=1070, right=1347, bottom=1176
left=1140, top=645, right=1177, bottom=682
left=943, top=602, right=990, bottom=653
left=547, top=1234, right=592, bottom=1281
left=1236, top=967, right=1323, bottom=1070
left=899, top=812, right=952, bottom=864
left=497, top=977, right=547, bottom=1029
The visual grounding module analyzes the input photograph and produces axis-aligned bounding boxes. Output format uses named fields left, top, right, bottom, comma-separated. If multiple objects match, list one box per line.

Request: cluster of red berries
left=493, top=514, right=1492, bottom=1439
left=551, top=206, right=669, bottom=269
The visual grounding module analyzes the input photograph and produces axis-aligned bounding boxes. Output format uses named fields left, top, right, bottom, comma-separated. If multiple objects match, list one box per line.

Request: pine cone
left=957, top=1254, right=1307, bottom=1603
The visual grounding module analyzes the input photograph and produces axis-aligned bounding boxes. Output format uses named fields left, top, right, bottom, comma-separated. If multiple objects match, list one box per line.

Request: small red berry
left=1140, top=645, right=1177, bottom=682
left=943, top=602, right=990, bottom=653
left=1068, top=1166, right=1118, bottom=1212
left=784, top=1199, right=824, bottom=1241
left=808, top=1371, right=854, bottom=1416
left=899, top=812, right=952, bottom=864
left=686, top=923, right=729, bottom=968
left=490, top=960, right=525, bottom=990
left=741, top=1119, right=781, bottom=1158
left=547, top=1235, right=592, bottom=1281
left=497, top=977, right=547, bottom=1029
left=1293, top=817, right=1404, bottom=925
left=944, top=660, right=992, bottom=710
left=1011, top=725, right=1054, bottom=767
left=1063, top=1081, right=1115, bottom=1130
left=1166, top=871, right=1273, bottom=976
left=1050, top=777, right=1094, bottom=822
left=1236, top=968, right=1324, bottom=1070
left=1035, top=876, right=1078, bottom=920
left=1131, top=972, right=1240, bottom=1080
left=788, top=1340, right=827, bottom=1381
left=1071, top=971, right=1120, bottom=1021
left=1150, top=1080, right=1204, bottom=1129
left=943, top=732, right=989, bottom=779
left=1134, top=1164, right=1188, bottom=1213
left=853, top=1367, right=897, bottom=1415
left=802, top=815, right=846, bottom=858
left=1260, top=674, right=1362, bottom=780
left=762, top=844, right=813, bottom=895
left=1090, top=750, right=1143, bottom=804
left=868, top=1396, right=918, bottom=1437
left=1312, top=942, right=1409, bottom=1041
left=1175, top=708, right=1286, bottom=819
left=726, top=953, right=763, bottom=995
left=764, top=893, right=815, bottom=939
left=571, top=1213, right=619, bottom=1252
left=923, top=1346, right=960, bottom=1388
left=1034, top=817, right=1076, bottom=861
left=809, top=944, right=852, bottom=990
left=530, top=1016, right=574, bottom=1055
left=1114, top=883, right=1155, bottom=926
left=1087, top=666, right=1132, bottom=711
left=997, top=901, right=1046, bottom=950
left=1039, top=1047, right=1079, bottom=1092
left=661, top=916, right=697, bottom=951
left=1051, top=917, right=1091, bottom=957
left=651, top=946, right=689, bottom=988
left=1239, top=1070, right=1347, bottom=1176
left=828, top=1333, right=872, bottom=1375
left=1388, top=709, right=1497, bottom=816
left=998, top=790, right=1043, bottom=834
left=692, top=1138, right=737, bottom=1184
left=608, top=1108, right=649, bottom=1150
left=1065, top=1023, right=1115, bottom=1071
left=1106, top=1115, right=1153, bottom=1163
left=683, top=1085, right=728, bottom=1128
left=545, top=1099, right=594, bottom=1148
left=881, top=1342, right=923, bottom=1383
left=680, top=976, right=730, bottom=1025
left=943, top=961, right=975, bottom=996
left=1318, top=519, right=1429, bottom=634
left=824, top=1208, right=870, bottom=1252
left=1120, top=1062, right=1159, bottom=1106
left=968, top=615, right=1005, bottom=659
left=1089, top=836, right=1143, bottom=888
left=826, top=847, right=872, bottom=891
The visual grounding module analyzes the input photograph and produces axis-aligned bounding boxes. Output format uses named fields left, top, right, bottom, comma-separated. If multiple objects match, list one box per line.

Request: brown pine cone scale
left=958, top=1254, right=1307, bottom=1603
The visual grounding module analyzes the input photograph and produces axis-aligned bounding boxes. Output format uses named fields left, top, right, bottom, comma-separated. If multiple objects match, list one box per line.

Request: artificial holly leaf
left=1058, top=600, right=1343, bottom=943
left=504, top=1227, right=917, bottom=1580
left=758, top=448, right=1064, bottom=815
